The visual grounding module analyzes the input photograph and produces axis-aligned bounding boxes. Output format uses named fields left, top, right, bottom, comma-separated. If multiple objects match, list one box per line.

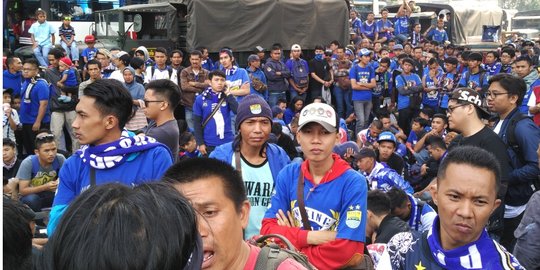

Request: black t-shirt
left=308, top=59, right=331, bottom=91
left=377, top=151, right=405, bottom=176
left=375, top=214, right=411, bottom=244
left=3, top=159, right=22, bottom=184
left=448, top=126, right=512, bottom=199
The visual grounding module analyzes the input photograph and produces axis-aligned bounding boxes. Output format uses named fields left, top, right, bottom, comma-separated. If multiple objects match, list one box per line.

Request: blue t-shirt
left=394, top=16, right=409, bottom=35
left=351, top=18, right=362, bottom=35
left=62, top=68, right=78, bottom=87
left=458, top=71, right=488, bottom=90
left=482, top=62, right=502, bottom=77
left=422, top=73, right=442, bottom=108
left=427, top=28, right=448, bottom=43
left=395, top=73, right=422, bottom=110
left=361, top=21, right=376, bottom=39
left=264, top=162, right=367, bottom=242
left=48, top=145, right=172, bottom=235
left=440, top=72, right=459, bottom=108
left=226, top=68, right=250, bottom=103
left=349, top=64, right=375, bottom=101
left=375, top=19, right=394, bottom=40
left=407, top=131, right=419, bottom=146
left=3, top=70, right=23, bottom=97
left=82, top=47, right=98, bottom=61
left=373, top=71, right=392, bottom=98
left=20, top=79, right=51, bottom=124
left=193, top=93, right=235, bottom=146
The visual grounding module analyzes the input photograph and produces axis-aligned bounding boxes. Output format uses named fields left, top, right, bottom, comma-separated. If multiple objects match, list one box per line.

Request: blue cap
left=358, top=48, right=372, bottom=57
left=377, top=131, right=397, bottom=145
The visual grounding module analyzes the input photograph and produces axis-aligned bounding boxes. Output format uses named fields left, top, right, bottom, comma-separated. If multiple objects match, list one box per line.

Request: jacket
left=264, top=58, right=291, bottom=93
left=179, top=66, right=209, bottom=107
left=210, top=142, right=290, bottom=182
left=497, top=108, right=540, bottom=206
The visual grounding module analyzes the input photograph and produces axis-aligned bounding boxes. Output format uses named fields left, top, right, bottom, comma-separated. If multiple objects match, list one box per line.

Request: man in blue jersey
left=356, top=147, right=413, bottom=193
left=47, top=79, right=173, bottom=235
left=379, top=146, right=524, bottom=270
left=350, top=48, right=377, bottom=136
left=193, top=70, right=239, bottom=156
left=261, top=102, right=368, bottom=269
left=395, top=58, right=424, bottom=135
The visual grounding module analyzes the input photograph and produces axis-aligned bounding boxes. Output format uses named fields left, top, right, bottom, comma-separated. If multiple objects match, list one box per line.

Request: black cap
left=450, top=88, right=491, bottom=119
left=354, top=147, right=377, bottom=160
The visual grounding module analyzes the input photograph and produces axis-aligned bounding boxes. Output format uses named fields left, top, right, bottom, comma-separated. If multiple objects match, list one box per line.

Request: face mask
left=315, top=54, right=323, bottom=61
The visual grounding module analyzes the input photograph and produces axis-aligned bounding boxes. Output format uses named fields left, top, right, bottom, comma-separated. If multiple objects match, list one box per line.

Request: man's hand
left=198, top=144, right=207, bottom=156
left=420, top=164, right=428, bottom=176
left=32, top=122, right=41, bottom=132
left=307, top=230, right=337, bottom=245
left=32, top=42, right=38, bottom=49
left=276, top=209, right=295, bottom=227
left=47, top=180, right=59, bottom=191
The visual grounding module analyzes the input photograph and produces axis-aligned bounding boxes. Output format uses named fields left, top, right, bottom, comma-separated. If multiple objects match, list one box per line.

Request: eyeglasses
left=143, top=100, right=164, bottom=107
left=486, top=91, right=509, bottom=99
left=446, top=104, right=468, bottom=114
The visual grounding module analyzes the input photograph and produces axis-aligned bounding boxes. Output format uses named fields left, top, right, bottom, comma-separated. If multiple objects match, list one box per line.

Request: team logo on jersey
left=249, top=104, right=262, bottom=114
left=346, top=204, right=362, bottom=228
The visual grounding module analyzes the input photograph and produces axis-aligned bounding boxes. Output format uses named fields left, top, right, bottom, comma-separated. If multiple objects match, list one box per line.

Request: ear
left=430, top=181, right=439, bottom=205
left=104, top=115, right=118, bottom=130
left=491, top=198, right=502, bottom=215
left=240, top=200, right=251, bottom=230
left=34, top=149, right=39, bottom=155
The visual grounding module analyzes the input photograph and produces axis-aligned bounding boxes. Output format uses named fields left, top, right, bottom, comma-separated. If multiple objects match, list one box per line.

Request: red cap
left=84, top=35, right=96, bottom=43
left=60, top=57, right=73, bottom=67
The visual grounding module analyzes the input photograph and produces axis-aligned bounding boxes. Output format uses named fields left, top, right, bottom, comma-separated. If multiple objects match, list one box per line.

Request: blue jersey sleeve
left=396, top=74, right=406, bottom=88
left=240, top=69, right=250, bottom=84
left=37, top=82, right=50, bottom=101
left=349, top=65, right=357, bottom=80
left=146, top=146, right=173, bottom=182
left=336, top=170, right=367, bottom=242
left=264, top=164, right=294, bottom=219
left=193, top=96, right=203, bottom=117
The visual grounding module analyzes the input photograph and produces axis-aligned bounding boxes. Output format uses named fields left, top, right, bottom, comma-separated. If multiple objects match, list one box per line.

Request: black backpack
left=251, top=234, right=316, bottom=270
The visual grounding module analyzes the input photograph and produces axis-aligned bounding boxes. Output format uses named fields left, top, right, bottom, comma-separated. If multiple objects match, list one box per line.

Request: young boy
left=56, top=57, right=78, bottom=103
left=272, top=105, right=286, bottom=126
left=406, top=117, right=428, bottom=154
left=58, top=16, right=79, bottom=66
left=81, top=35, right=98, bottom=80
left=192, top=70, right=238, bottom=156
left=178, top=131, right=200, bottom=162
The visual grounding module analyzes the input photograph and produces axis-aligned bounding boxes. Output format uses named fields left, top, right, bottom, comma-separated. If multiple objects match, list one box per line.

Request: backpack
left=252, top=234, right=316, bottom=270
left=290, top=60, right=309, bottom=88
left=31, top=155, right=61, bottom=180
left=505, top=112, right=540, bottom=190
left=464, top=70, right=487, bottom=90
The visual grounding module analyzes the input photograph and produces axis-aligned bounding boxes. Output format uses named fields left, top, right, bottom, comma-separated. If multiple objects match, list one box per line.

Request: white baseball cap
left=298, top=103, right=338, bottom=132
left=291, top=44, right=302, bottom=51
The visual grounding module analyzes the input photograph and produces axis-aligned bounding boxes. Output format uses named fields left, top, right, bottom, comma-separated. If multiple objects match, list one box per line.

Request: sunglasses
left=35, top=133, right=55, bottom=142
left=143, top=99, right=164, bottom=107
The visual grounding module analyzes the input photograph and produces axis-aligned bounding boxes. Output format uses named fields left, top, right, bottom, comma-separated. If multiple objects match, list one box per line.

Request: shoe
left=58, top=95, right=67, bottom=102
left=63, top=96, right=72, bottom=103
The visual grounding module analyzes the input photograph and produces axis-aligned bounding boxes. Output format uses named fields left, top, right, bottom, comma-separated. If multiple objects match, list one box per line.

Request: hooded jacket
left=3, top=70, right=23, bottom=97
left=262, top=154, right=367, bottom=270
left=135, top=46, right=154, bottom=67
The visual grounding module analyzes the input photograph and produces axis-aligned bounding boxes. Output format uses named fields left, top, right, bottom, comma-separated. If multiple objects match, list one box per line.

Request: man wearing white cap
left=262, top=103, right=368, bottom=269
left=286, top=44, right=309, bottom=100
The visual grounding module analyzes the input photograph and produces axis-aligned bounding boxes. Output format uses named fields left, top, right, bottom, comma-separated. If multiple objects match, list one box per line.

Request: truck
left=511, top=10, right=540, bottom=41
left=93, top=0, right=350, bottom=64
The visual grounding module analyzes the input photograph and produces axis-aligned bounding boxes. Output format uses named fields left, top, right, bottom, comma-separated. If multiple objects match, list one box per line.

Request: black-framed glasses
left=143, top=100, right=164, bottom=107
left=446, top=104, right=468, bottom=114
left=486, top=91, right=509, bottom=99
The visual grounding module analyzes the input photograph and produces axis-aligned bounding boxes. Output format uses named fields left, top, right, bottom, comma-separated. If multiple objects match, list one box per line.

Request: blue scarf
left=200, top=87, right=223, bottom=102
left=221, top=65, right=238, bottom=76
left=77, top=130, right=165, bottom=169
left=427, top=217, right=524, bottom=269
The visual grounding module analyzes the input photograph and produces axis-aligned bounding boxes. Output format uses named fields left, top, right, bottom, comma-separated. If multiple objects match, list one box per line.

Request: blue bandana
left=77, top=130, right=166, bottom=169
left=427, top=217, right=524, bottom=269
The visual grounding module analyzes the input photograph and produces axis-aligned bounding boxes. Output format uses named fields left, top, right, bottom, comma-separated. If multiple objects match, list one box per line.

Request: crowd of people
left=3, top=5, right=540, bottom=270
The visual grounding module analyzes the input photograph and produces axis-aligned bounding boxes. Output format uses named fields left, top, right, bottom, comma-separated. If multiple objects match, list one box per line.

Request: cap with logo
left=235, top=94, right=272, bottom=130
left=247, top=54, right=260, bottom=63
left=358, top=48, right=372, bottom=57
left=254, top=46, right=265, bottom=53
left=377, top=131, right=397, bottom=145
left=450, top=88, right=491, bottom=119
left=298, top=103, right=338, bottom=132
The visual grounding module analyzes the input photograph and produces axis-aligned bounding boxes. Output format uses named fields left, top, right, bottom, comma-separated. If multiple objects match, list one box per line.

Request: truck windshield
left=512, top=18, right=540, bottom=29
left=96, top=12, right=121, bottom=37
